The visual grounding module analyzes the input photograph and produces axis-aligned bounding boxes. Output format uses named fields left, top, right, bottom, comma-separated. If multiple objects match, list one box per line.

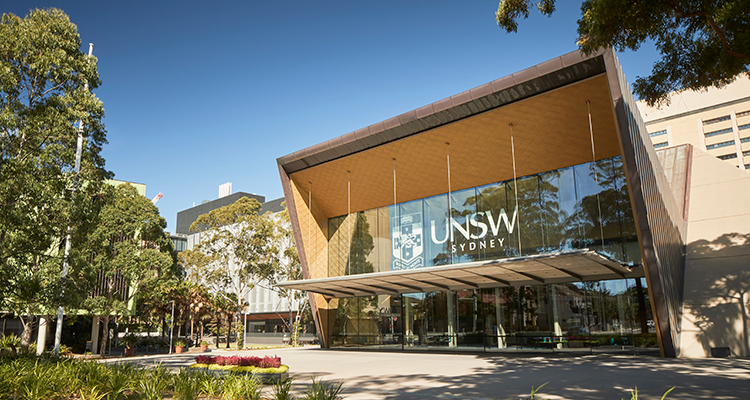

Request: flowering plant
left=193, top=355, right=281, bottom=368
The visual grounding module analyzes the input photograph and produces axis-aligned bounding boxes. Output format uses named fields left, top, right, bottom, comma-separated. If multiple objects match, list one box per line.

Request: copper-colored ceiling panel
left=291, top=75, right=619, bottom=219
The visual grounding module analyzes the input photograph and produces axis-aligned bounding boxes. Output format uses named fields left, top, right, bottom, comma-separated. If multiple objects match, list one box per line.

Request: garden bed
left=189, top=355, right=289, bottom=383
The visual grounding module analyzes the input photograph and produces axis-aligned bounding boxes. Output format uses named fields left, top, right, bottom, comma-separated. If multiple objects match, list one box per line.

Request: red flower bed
left=194, top=355, right=281, bottom=368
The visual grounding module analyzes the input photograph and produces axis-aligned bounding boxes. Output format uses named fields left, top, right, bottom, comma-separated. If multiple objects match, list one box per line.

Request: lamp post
left=168, top=300, right=175, bottom=354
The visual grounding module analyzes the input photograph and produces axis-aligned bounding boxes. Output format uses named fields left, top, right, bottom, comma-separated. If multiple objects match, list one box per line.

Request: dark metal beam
left=386, top=281, right=424, bottom=292
left=502, top=267, right=545, bottom=283
left=321, top=288, right=357, bottom=297
left=410, top=279, right=451, bottom=290
left=534, top=259, right=584, bottom=281
left=338, top=286, right=378, bottom=296
left=359, top=283, right=401, bottom=295
left=467, top=271, right=510, bottom=286
left=432, top=274, right=479, bottom=288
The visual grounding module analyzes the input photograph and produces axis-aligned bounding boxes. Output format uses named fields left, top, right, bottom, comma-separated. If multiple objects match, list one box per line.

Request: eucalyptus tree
left=495, top=0, right=749, bottom=106
left=181, top=197, right=279, bottom=346
left=0, top=8, right=110, bottom=350
left=81, top=183, right=178, bottom=354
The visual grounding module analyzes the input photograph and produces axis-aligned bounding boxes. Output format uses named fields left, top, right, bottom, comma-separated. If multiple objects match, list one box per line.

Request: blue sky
left=5, top=1, right=659, bottom=231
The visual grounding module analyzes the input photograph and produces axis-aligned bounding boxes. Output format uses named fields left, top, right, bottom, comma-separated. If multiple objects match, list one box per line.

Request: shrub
left=193, top=355, right=281, bottom=368
left=303, top=377, right=344, bottom=400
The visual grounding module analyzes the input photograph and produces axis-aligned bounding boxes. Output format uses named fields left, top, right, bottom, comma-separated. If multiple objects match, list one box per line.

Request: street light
left=168, top=300, right=175, bottom=354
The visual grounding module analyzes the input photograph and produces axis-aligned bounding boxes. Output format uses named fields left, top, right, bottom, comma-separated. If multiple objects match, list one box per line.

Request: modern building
left=638, top=76, right=750, bottom=170
left=276, top=48, right=750, bottom=358
left=176, top=186, right=303, bottom=339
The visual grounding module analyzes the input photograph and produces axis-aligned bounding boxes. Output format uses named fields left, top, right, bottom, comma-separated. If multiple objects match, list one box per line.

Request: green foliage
left=623, top=386, right=675, bottom=400
left=0, top=334, right=21, bottom=353
left=0, top=7, right=111, bottom=349
left=304, top=377, right=344, bottom=400
left=138, top=363, right=171, bottom=400
left=182, top=197, right=281, bottom=347
left=272, top=377, right=296, bottom=400
left=526, top=382, right=548, bottom=400
left=172, top=368, right=202, bottom=400
left=197, top=371, right=222, bottom=398
left=223, top=374, right=262, bottom=400
left=495, top=0, right=750, bottom=106
left=80, top=183, right=177, bottom=353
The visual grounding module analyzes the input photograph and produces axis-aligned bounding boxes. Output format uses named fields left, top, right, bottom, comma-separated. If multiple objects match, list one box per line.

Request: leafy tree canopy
left=0, top=8, right=109, bottom=347
left=495, top=0, right=750, bottom=106
left=182, top=197, right=279, bottom=310
left=80, top=183, right=177, bottom=353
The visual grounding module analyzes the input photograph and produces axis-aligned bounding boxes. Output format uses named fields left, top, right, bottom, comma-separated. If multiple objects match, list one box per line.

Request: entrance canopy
left=276, top=249, right=644, bottom=298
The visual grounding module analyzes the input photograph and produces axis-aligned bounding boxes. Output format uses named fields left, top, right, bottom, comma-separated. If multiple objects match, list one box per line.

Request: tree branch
left=670, top=1, right=750, bottom=59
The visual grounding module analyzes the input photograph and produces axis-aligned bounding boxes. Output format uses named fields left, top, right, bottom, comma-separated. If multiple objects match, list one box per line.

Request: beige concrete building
left=638, top=78, right=750, bottom=358
left=638, top=76, right=750, bottom=170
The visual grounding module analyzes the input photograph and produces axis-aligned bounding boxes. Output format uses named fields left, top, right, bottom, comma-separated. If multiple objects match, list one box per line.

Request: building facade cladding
left=639, top=76, right=750, bottom=170
left=277, top=49, right=685, bottom=356
left=178, top=194, right=298, bottom=319
left=604, top=52, right=685, bottom=357
left=175, top=192, right=266, bottom=235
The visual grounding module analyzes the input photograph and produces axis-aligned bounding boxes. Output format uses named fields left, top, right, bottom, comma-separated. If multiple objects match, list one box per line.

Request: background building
left=176, top=184, right=304, bottom=342
left=638, top=76, right=750, bottom=170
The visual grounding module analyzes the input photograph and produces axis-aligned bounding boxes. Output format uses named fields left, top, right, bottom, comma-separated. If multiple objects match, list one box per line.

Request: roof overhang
left=278, top=50, right=623, bottom=218
left=276, top=250, right=644, bottom=298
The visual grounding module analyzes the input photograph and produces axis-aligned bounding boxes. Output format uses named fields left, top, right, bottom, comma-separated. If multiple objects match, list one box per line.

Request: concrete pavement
left=103, top=346, right=750, bottom=400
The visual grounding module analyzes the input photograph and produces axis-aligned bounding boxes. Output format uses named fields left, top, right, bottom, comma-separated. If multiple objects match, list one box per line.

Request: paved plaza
left=104, top=346, right=750, bottom=399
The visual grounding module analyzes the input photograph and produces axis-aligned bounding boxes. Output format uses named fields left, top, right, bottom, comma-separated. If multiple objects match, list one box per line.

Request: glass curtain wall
left=325, top=156, right=656, bottom=351
left=331, top=277, right=656, bottom=351
left=328, top=156, right=640, bottom=278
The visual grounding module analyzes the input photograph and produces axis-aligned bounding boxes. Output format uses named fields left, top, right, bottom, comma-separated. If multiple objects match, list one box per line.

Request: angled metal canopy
left=275, top=250, right=644, bottom=298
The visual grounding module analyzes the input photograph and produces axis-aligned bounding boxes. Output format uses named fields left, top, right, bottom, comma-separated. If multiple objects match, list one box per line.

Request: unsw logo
left=392, top=213, right=423, bottom=270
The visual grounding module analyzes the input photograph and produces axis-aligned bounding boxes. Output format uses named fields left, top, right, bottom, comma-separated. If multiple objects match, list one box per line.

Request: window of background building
left=648, top=129, right=667, bottom=137
left=707, top=140, right=735, bottom=150
left=703, top=115, right=731, bottom=125
left=704, top=127, right=733, bottom=138
left=654, top=142, right=669, bottom=149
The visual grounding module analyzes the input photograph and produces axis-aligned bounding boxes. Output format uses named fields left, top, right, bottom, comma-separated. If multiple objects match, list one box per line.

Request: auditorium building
left=276, top=49, right=750, bottom=358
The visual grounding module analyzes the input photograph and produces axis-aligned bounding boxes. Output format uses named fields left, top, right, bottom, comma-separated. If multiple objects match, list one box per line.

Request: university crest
left=392, top=212, right=423, bottom=270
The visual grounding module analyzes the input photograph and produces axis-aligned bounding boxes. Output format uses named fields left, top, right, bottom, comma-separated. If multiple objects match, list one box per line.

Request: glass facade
left=328, top=156, right=640, bottom=275
left=325, top=156, right=655, bottom=351
left=327, top=280, right=655, bottom=351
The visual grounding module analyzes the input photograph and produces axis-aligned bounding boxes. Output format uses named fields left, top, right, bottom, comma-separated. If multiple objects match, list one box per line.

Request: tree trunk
left=226, top=313, right=231, bottom=349
left=99, top=314, right=110, bottom=356
left=215, top=314, right=220, bottom=349
left=19, top=309, right=36, bottom=352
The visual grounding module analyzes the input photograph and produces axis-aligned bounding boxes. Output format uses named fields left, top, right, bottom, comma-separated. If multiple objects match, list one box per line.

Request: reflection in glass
left=424, top=194, right=450, bottom=267
left=327, top=156, right=642, bottom=275
left=450, top=188, right=479, bottom=263
left=327, top=277, right=657, bottom=351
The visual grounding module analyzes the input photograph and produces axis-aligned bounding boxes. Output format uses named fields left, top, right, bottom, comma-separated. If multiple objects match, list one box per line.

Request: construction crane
left=151, top=192, right=163, bottom=204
